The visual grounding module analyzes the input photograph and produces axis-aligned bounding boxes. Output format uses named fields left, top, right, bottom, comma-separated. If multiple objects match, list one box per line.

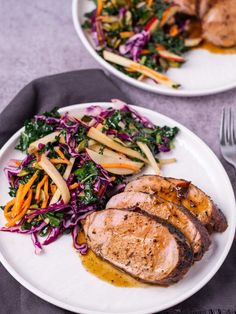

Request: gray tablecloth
left=0, top=70, right=235, bottom=314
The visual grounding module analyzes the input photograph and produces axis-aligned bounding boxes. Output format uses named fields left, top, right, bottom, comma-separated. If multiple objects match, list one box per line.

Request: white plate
left=0, top=103, right=235, bottom=314
left=72, top=0, right=236, bottom=97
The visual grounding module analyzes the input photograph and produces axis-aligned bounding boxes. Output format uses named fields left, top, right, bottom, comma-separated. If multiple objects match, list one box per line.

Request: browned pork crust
left=125, top=175, right=227, bottom=233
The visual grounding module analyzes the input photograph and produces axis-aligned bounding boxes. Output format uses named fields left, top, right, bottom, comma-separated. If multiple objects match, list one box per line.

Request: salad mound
left=83, top=0, right=197, bottom=89
left=1, top=100, right=178, bottom=254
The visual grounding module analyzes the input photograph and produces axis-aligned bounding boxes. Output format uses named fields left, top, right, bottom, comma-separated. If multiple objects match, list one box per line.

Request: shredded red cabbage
left=119, top=30, right=150, bottom=62
left=24, top=203, right=72, bottom=220
left=72, top=225, right=88, bottom=255
left=31, top=233, right=42, bottom=255
left=118, top=7, right=126, bottom=20
left=0, top=221, right=47, bottom=234
left=106, top=129, right=133, bottom=141
left=4, top=155, right=35, bottom=185
left=42, top=227, right=61, bottom=246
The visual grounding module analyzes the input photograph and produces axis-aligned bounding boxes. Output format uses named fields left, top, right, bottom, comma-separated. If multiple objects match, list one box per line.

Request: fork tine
left=227, top=107, right=236, bottom=145
left=226, top=107, right=232, bottom=144
left=220, top=108, right=226, bottom=145
left=220, top=108, right=236, bottom=168
left=225, top=107, right=231, bottom=145
left=228, top=107, right=232, bottom=145
left=220, top=108, right=236, bottom=146
left=231, top=109, right=236, bottom=145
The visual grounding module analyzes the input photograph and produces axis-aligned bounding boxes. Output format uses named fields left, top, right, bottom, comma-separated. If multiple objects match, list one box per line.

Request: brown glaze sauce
left=78, top=232, right=144, bottom=287
left=188, top=19, right=236, bottom=54
left=197, top=42, right=236, bottom=54
left=156, top=184, right=205, bottom=215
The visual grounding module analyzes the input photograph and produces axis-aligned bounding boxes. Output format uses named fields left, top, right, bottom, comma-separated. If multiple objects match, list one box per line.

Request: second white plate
left=72, top=0, right=236, bottom=97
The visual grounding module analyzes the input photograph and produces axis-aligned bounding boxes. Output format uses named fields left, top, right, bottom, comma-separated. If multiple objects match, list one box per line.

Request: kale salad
left=1, top=100, right=178, bottom=254
left=83, top=0, right=200, bottom=89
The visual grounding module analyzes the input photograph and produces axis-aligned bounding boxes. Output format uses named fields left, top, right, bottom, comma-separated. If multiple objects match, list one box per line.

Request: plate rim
left=72, top=0, right=236, bottom=97
left=0, top=102, right=235, bottom=314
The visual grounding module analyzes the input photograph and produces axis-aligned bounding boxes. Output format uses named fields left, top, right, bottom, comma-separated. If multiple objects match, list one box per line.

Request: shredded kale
left=21, top=217, right=40, bottom=230
left=43, top=107, right=60, bottom=118
left=145, top=57, right=164, bottom=72
left=16, top=107, right=60, bottom=152
left=82, top=20, right=92, bottom=30
left=103, top=6, right=118, bottom=16
left=84, top=11, right=94, bottom=19
left=40, top=142, right=58, bottom=158
left=18, top=173, right=33, bottom=185
left=104, top=110, right=142, bottom=132
left=21, top=220, right=32, bottom=230
left=151, top=28, right=187, bottom=55
left=156, top=126, right=179, bottom=139
left=81, top=183, right=99, bottom=205
left=43, top=212, right=64, bottom=227
left=38, top=225, right=50, bottom=237
left=131, top=5, right=150, bottom=26
left=74, top=124, right=88, bottom=143
left=153, top=0, right=169, bottom=19
left=81, top=115, right=93, bottom=123
left=75, top=161, right=99, bottom=183
left=75, top=161, right=103, bottom=205
left=105, top=110, right=123, bottom=130
left=9, top=187, right=17, bottom=197
left=104, top=109, right=178, bottom=154
left=135, top=125, right=179, bottom=153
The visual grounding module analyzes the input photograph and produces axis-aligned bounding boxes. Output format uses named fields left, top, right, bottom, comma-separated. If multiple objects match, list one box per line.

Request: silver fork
left=220, top=107, right=236, bottom=169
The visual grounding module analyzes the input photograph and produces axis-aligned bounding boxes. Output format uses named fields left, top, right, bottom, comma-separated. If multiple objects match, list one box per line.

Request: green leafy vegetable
left=16, top=108, right=60, bottom=152
left=153, top=0, right=169, bottom=19
left=80, top=182, right=99, bottom=205
left=103, top=108, right=178, bottom=154
left=39, top=225, right=50, bottom=237
left=151, top=29, right=187, bottom=55
left=43, top=212, right=64, bottom=227
left=75, top=161, right=99, bottom=183
left=105, top=110, right=123, bottom=130
left=9, top=187, right=17, bottom=197
left=21, top=220, right=32, bottom=231
left=74, top=124, right=88, bottom=144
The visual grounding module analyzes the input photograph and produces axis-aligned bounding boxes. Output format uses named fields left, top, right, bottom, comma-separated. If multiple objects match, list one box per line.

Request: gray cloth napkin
left=0, top=69, right=235, bottom=314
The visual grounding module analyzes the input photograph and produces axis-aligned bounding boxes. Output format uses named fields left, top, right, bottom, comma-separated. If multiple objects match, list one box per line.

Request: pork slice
left=125, top=175, right=227, bottom=233
left=202, top=0, right=236, bottom=47
left=83, top=208, right=193, bottom=285
left=106, top=192, right=210, bottom=260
